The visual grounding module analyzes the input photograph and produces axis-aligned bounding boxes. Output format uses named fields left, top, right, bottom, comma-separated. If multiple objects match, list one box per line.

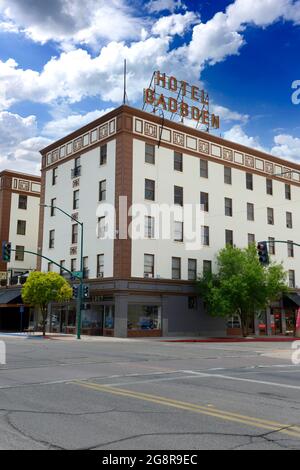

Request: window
left=286, top=212, right=293, bottom=229
left=247, top=203, right=254, bottom=221
left=289, top=270, right=295, bottom=288
left=225, top=229, right=233, bottom=246
left=267, top=207, right=274, bottom=225
left=145, top=143, right=155, bottom=164
left=144, top=216, right=155, bottom=239
left=188, top=296, right=197, bottom=309
left=246, top=173, right=253, bottom=190
left=97, top=254, right=104, bottom=277
left=48, top=262, right=52, bottom=272
left=225, top=197, right=233, bottom=217
left=266, top=179, right=273, bottom=195
left=269, top=237, right=275, bottom=255
left=71, top=259, right=76, bottom=272
left=174, top=185, right=183, bottom=206
left=200, top=159, right=208, bottom=178
left=50, top=198, right=56, bottom=216
left=99, top=180, right=106, bottom=202
left=285, top=184, right=291, bottom=200
left=201, top=226, right=209, bottom=246
left=18, top=195, right=27, bottom=210
left=203, top=260, right=212, bottom=274
left=52, top=167, right=58, bottom=185
left=49, top=230, right=55, bottom=248
left=60, top=260, right=65, bottom=276
left=71, top=224, right=78, bottom=244
left=174, top=152, right=183, bottom=171
left=17, top=220, right=26, bottom=235
left=73, top=190, right=79, bottom=210
left=83, top=257, right=89, bottom=279
left=200, top=192, right=209, bottom=212
left=174, top=221, right=183, bottom=242
left=188, top=259, right=197, bottom=280
left=172, top=257, right=181, bottom=280
left=100, top=144, right=107, bottom=165
left=248, top=233, right=255, bottom=246
left=72, top=157, right=81, bottom=177
left=97, top=217, right=106, bottom=238
left=224, top=167, right=232, bottom=185
left=145, top=179, right=155, bottom=201
left=15, top=245, right=24, bottom=261
left=288, top=241, right=294, bottom=258
left=144, top=254, right=154, bottom=277
left=128, top=305, right=161, bottom=331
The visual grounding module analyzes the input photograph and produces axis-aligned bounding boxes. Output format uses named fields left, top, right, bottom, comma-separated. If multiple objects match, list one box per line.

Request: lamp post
left=41, top=204, right=84, bottom=340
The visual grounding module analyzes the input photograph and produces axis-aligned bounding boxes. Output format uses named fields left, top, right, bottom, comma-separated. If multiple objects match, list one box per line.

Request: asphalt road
left=0, top=335, right=300, bottom=450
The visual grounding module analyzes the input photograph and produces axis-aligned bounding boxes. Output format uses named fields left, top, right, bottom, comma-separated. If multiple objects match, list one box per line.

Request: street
left=0, top=336, right=299, bottom=450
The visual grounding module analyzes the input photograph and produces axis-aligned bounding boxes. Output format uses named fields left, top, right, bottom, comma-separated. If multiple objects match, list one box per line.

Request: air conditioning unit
left=144, top=273, right=153, bottom=278
left=98, top=272, right=104, bottom=278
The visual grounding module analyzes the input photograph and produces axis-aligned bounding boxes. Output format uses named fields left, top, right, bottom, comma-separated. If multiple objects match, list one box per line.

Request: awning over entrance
left=0, top=289, right=22, bottom=305
left=284, top=293, right=300, bottom=308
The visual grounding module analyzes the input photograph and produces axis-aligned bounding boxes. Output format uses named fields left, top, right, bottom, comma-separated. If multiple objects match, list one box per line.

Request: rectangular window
left=72, top=157, right=81, bottom=177
left=100, top=144, right=107, bottom=165
left=188, top=259, right=197, bottom=281
left=144, top=254, right=154, bottom=277
left=145, top=179, right=155, bottom=201
left=71, top=224, right=78, bottom=244
left=269, top=237, right=275, bottom=255
left=73, top=190, right=79, bottom=210
left=174, top=185, right=183, bottom=206
left=203, top=260, right=212, bottom=274
left=201, top=226, right=210, bottom=246
left=82, top=257, right=89, bottom=279
left=174, top=151, right=183, bottom=171
left=200, top=192, right=209, bottom=212
left=172, top=257, right=181, bottom=280
left=285, top=184, right=291, bottom=200
left=52, top=167, right=58, bottom=185
left=145, top=143, right=155, bottom=164
left=286, top=212, right=293, bottom=229
left=144, top=216, right=155, bottom=239
left=49, top=230, right=55, bottom=249
left=247, top=203, right=255, bottom=221
left=97, top=254, right=104, bottom=277
left=99, top=180, right=106, bottom=202
left=248, top=233, right=255, bottom=246
left=71, top=259, right=76, bottom=272
left=174, top=221, right=183, bottom=242
left=225, top=197, right=233, bottom=217
left=200, top=159, right=208, bottom=178
left=17, top=220, right=26, bottom=235
left=225, top=229, right=233, bottom=246
left=50, top=198, right=56, bottom=216
left=15, top=245, right=24, bottom=262
left=288, top=241, right=294, bottom=258
left=246, top=173, right=253, bottom=190
left=18, top=195, right=27, bottom=210
left=267, top=207, right=274, bottom=225
left=224, top=167, right=232, bottom=185
left=97, top=216, right=106, bottom=238
left=60, top=260, right=65, bottom=276
left=289, top=270, right=295, bottom=288
left=48, top=262, right=52, bottom=272
left=266, top=178, right=273, bottom=195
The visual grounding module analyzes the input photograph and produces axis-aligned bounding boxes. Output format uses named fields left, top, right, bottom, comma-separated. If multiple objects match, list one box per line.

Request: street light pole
left=41, top=204, right=84, bottom=340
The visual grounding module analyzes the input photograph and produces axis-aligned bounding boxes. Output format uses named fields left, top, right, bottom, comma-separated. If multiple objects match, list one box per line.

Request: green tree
left=22, top=272, right=73, bottom=336
left=197, top=244, right=288, bottom=337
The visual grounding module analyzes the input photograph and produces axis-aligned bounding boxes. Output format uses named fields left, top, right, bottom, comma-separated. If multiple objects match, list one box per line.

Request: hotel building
left=38, top=105, right=300, bottom=337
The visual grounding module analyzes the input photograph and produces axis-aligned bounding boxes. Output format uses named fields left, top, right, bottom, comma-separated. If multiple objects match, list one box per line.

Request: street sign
left=72, top=271, right=83, bottom=279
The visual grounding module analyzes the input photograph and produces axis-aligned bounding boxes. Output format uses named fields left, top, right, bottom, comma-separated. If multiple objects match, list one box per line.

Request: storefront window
left=128, top=305, right=161, bottom=331
left=104, top=306, right=114, bottom=329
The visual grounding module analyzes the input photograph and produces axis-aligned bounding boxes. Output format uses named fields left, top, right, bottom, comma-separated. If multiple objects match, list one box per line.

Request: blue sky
left=0, top=0, right=300, bottom=174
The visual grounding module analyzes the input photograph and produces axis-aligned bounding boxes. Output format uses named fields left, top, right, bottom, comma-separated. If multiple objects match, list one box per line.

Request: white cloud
left=152, top=11, right=199, bottom=37
left=271, top=134, right=300, bottom=163
left=211, top=105, right=249, bottom=123
left=147, top=0, right=186, bottom=14
left=223, top=125, right=265, bottom=151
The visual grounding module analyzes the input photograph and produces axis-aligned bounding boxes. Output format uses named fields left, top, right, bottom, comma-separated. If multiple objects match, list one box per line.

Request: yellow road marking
left=72, top=381, right=300, bottom=439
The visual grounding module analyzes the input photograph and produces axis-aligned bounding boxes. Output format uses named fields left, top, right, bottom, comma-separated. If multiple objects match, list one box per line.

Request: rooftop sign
left=143, top=71, right=220, bottom=131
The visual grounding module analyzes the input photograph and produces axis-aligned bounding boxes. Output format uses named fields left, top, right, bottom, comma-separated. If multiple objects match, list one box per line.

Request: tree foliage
left=22, top=271, right=73, bottom=336
left=197, top=244, right=288, bottom=336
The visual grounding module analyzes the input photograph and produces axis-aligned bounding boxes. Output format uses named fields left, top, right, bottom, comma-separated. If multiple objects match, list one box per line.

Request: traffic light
left=257, top=241, right=269, bottom=266
left=72, top=285, right=78, bottom=299
left=1, top=242, right=11, bottom=262
left=83, top=285, right=89, bottom=299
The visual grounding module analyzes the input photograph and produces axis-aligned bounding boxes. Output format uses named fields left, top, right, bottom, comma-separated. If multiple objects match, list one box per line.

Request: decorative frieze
left=12, top=178, right=41, bottom=194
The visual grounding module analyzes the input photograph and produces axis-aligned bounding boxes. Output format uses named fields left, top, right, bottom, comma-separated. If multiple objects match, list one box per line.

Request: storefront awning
left=0, top=289, right=22, bottom=305
left=285, top=293, right=300, bottom=307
